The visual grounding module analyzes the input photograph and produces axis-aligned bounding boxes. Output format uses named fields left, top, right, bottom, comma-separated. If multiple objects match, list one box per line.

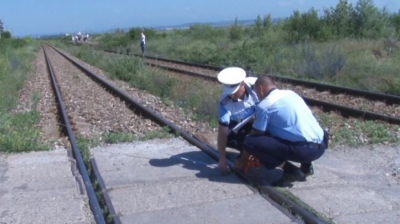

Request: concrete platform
left=91, top=138, right=296, bottom=224
left=287, top=146, right=400, bottom=224
left=197, top=133, right=400, bottom=223
left=0, top=148, right=94, bottom=224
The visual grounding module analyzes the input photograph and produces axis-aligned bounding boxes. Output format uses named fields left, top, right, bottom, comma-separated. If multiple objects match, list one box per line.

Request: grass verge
left=0, top=39, right=48, bottom=152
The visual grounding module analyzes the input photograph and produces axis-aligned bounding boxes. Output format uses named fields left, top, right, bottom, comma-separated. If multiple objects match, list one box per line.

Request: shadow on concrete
left=149, top=151, right=244, bottom=184
left=148, top=150, right=309, bottom=187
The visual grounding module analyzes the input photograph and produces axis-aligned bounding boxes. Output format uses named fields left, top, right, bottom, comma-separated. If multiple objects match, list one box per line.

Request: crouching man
left=234, top=75, right=328, bottom=186
left=216, top=67, right=259, bottom=172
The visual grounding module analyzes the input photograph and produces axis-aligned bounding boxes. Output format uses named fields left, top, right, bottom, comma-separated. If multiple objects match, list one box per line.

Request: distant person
left=72, top=35, right=78, bottom=43
left=233, top=75, right=328, bottom=186
left=216, top=67, right=259, bottom=172
left=140, top=32, right=146, bottom=55
left=83, top=34, right=89, bottom=41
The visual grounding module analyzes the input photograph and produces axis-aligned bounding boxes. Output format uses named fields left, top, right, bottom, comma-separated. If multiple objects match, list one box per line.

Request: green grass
left=91, top=25, right=400, bottom=95
left=102, top=126, right=174, bottom=144
left=0, top=39, right=48, bottom=152
left=315, top=110, right=400, bottom=147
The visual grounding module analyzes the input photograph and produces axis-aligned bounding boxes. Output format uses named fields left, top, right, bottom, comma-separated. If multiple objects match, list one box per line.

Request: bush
left=98, top=33, right=131, bottom=49
left=294, top=42, right=345, bottom=79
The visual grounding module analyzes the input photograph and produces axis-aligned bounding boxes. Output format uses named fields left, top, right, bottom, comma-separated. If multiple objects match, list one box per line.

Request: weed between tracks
left=103, top=126, right=174, bottom=144
left=275, top=188, right=335, bottom=224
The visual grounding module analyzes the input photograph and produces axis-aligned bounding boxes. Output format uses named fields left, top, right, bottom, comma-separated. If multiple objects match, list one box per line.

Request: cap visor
left=222, top=84, right=240, bottom=95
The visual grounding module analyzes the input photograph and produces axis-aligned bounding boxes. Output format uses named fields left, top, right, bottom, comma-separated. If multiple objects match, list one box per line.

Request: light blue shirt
left=253, top=89, right=323, bottom=143
left=141, top=34, right=146, bottom=44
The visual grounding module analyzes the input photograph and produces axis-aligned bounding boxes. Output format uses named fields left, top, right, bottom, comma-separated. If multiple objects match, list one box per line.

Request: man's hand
left=218, top=158, right=230, bottom=172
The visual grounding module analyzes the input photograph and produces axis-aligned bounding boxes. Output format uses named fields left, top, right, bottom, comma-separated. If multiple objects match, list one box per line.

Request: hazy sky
left=1, top=0, right=399, bottom=36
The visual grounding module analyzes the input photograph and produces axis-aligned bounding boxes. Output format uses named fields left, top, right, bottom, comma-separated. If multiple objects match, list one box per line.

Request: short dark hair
left=255, top=75, right=275, bottom=87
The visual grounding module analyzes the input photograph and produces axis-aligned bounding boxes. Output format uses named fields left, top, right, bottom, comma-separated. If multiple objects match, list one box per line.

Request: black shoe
left=300, top=162, right=314, bottom=177
left=271, top=162, right=306, bottom=187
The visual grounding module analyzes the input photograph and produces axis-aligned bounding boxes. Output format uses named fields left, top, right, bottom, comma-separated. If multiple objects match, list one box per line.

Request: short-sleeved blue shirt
left=253, top=89, right=323, bottom=143
left=218, top=81, right=259, bottom=128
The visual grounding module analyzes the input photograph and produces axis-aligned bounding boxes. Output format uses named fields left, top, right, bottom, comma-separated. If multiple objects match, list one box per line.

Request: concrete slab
left=285, top=146, right=400, bottom=223
left=290, top=186, right=393, bottom=216
left=109, top=177, right=253, bottom=214
left=333, top=210, right=400, bottom=224
left=195, top=133, right=400, bottom=223
left=91, top=138, right=295, bottom=224
left=121, top=194, right=294, bottom=224
left=0, top=148, right=94, bottom=224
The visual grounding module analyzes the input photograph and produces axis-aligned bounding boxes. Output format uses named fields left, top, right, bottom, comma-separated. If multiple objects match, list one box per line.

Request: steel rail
left=53, top=46, right=328, bottom=224
left=104, top=49, right=400, bottom=105
left=90, top=159, right=122, bottom=224
left=43, top=46, right=106, bottom=224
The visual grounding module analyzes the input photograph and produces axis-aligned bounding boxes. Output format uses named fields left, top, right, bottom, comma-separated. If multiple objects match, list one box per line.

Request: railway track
left=42, top=45, right=330, bottom=223
left=102, top=49, right=400, bottom=126
left=43, top=46, right=106, bottom=223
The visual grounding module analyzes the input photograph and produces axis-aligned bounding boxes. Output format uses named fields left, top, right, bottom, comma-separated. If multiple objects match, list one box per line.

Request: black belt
left=292, top=141, right=322, bottom=149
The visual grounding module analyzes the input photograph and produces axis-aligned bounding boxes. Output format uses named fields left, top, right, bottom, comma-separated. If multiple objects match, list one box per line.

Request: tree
left=229, top=17, right=244, bottom=41
left=389, top=12, right=400, bottom=35
left=351, top=0, right=391, bottom=38
left=323, top=0, right=354, bottom=38
left=1, top=31, right=11, bottom=39
left=0, top=19, right=4, bottom=33
left=0, top=19, right=4, bottom=39
left=263, top=14, right=272, bottom=30
left=254, top=14, right=263, bottom=35
left=283, top=8, right=324, bottom=42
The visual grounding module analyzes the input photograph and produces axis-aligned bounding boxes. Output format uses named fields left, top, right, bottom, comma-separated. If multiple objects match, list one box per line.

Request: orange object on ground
left=243, top=155, right=261, bottom=173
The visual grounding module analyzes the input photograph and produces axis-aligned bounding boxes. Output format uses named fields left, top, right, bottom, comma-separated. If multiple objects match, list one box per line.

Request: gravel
left=14, top=47, right=216, bottom=149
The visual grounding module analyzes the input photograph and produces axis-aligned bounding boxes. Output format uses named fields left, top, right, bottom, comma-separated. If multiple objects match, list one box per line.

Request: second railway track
left=102, top=49, right=400, bottom=125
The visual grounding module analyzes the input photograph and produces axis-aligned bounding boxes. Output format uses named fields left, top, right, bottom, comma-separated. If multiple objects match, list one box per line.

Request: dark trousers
left=243, top=133, right=326, bottom=170
left=140, top=42, right=146, bottom=54
left=226, top=123, right=253, bottom=151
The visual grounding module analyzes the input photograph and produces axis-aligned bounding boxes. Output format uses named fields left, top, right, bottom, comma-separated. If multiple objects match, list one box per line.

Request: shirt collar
left=265, top=88, right=277, bottom=98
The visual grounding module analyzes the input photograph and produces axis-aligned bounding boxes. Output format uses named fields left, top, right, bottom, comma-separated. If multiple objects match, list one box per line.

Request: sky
left=1, top=0, right=400, bottom=37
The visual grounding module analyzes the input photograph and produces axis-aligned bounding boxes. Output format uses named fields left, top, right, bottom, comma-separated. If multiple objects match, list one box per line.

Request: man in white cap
left=217, top=67, right=259, bottom=171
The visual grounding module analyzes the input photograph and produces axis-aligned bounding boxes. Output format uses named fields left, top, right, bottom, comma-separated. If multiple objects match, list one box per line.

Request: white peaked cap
left=217, top=67, right=246, bottom=95
left=244, top=77, right=257, bottom=86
